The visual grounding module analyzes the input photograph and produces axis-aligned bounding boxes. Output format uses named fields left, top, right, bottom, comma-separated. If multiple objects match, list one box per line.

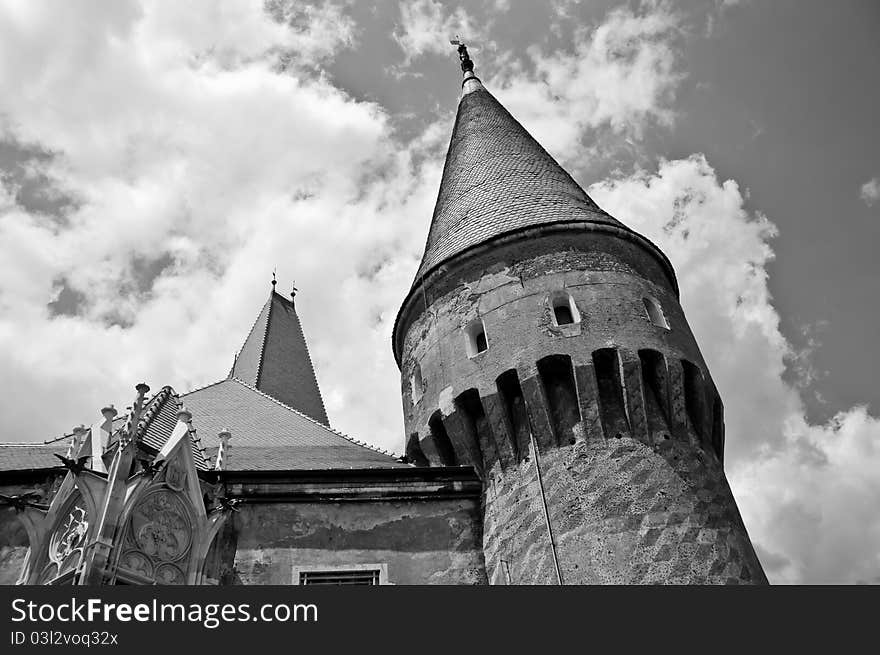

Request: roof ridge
left=0, top=442, right=67, bottom=447
left=132, top=385, right=175, bottom=442
left=284, top=296, right=330, bottom=425
left=227, top=377, right=397, bottom=458
left=253, top=290, right=275, bottom=388
left=181, top=377, right=232, bottom=398
left=228, top=292, right=272, bottom=381
left=167, top=392, right=212, bottom=469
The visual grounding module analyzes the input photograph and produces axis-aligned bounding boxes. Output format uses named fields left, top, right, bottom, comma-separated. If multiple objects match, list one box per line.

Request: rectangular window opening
left=294, top=564, right=388, bottom=585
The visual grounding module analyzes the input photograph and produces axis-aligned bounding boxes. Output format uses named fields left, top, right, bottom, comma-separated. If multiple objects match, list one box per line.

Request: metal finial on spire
left=291, top=281, right=298, bottom=299
left=271, top=269, right=277, bottom=289
left=450, top=36, right=474, bottom=75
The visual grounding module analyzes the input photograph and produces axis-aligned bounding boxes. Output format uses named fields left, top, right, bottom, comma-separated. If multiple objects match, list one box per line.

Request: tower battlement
left=399, top=240, right=724, bottom=475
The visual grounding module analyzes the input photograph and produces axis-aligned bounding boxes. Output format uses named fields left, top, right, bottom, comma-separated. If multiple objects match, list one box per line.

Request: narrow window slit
left=551, top=292, right=580, bottom=327
left=456, top=389, right=494, bottom=470
left=682, top=361, right=707, bottom=441
left=410, top=363, right=424, bottom=405
left=639, top=349, right=671, bottom=440
left=475, top=330, right=487, bottom=353
left=465, top=319, right=489, bottom=357
left=496, top=369, right=530, bottom=460
left=428, top=411, right=457, bottom=465
left=593, top=349, right=629, bottom=439
left=537, top=355, right=580, bottom=444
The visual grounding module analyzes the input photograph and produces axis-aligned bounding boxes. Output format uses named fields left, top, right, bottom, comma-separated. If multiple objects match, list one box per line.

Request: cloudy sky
left=1, top=0, right=878, bottom=584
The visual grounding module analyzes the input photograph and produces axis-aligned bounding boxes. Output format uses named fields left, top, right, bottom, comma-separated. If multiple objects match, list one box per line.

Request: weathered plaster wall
left=229, top=497, right=486, bottom=585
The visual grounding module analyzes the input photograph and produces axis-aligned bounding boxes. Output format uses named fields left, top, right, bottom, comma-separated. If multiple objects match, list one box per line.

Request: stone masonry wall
left=483, top=438, right=766, bottom=584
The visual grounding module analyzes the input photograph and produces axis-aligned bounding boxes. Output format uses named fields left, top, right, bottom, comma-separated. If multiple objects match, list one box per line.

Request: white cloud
left=491, top=1, right=683, bottom=161
left=393, top=0, right=481, bottom=62
left=734, top=407, right=880, bottom=584
left=860, top=177, right=880, bottom=207
left=0, top=0, right=424, bottom=450
left=591, top=156, right=791, bottom=462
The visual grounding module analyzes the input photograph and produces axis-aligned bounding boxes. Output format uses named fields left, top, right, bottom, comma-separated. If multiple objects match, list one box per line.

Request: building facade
left=0, top=51, right=766, bottom=585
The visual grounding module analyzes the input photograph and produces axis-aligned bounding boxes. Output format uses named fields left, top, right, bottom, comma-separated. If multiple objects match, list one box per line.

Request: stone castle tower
left=392, top=46, right=767, bottom=584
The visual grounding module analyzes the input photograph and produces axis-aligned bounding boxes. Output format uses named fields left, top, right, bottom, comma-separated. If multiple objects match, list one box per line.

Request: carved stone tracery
left=45, top=496, right=89, bottom=579
left=118, top=488, right=193, bottom=584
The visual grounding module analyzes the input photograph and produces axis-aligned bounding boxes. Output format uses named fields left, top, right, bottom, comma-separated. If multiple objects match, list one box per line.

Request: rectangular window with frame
left=292, top=563, right=388, bottom=586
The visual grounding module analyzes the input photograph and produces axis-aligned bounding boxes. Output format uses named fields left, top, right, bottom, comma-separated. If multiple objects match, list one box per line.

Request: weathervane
left=450, top=36, right=474, bottom=74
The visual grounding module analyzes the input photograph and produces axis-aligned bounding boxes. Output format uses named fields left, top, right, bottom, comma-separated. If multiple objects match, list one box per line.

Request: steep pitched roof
left=412, top=73, right=624, bottom=283
left=182, top=378, right=404, bottom=471
left=229, top=289, right=329, bottom=426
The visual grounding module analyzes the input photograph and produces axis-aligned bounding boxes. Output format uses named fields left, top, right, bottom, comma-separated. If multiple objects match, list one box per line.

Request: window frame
left=464, top=319, right=489, bottom=358
left=292, top=563, right=389, bottom=586
left=549, top=291, right=581, bottom=327
left=410, top=362, right=425, bottom=405
left=643, top=296, right=670, bottom=330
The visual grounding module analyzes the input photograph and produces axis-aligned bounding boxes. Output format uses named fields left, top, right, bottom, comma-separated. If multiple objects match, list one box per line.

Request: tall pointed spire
left=229, top=281, right=329, bottom=426
left=411, top=42, right=631, bottom=285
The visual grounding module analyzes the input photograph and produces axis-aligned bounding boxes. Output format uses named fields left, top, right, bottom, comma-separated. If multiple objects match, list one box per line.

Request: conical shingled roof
left=412, top=74, right=625, bottom=283
left=230, top=288, right=329, bottom=426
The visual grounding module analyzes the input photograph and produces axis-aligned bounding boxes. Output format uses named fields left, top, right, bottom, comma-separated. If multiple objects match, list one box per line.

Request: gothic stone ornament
left=46, top=499, right=89, bottom=578
left=120, top=550, right=153, bottom=579
left=155, top=562, right=185, bottom=585
left=129, top=490, right=192, bottom=563
left=50, top=505, right=88, bottom=563
left=164, top=459, right=187, bottom=491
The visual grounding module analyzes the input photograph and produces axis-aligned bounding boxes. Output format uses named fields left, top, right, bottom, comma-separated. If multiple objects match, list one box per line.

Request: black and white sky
left=0, top=0, right=878, bottom=584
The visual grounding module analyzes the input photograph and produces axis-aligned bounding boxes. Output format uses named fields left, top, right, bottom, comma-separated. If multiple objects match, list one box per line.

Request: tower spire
left=391, top=56, right=767, bottom=585
left=229, top=282, right=329, bottom=425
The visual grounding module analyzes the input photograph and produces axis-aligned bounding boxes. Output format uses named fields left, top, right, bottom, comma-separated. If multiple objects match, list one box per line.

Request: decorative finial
left=450, top=36, right=474, bottom=75
left=67, top=425, right=88, bottom=458
left=215, top=428, right=232, bottom=471
left=177, top=403, right=192, bottom=424
left=271, top=269, right=277, bottom=289
left=101, top=404, right=117, bottom=421
left=291, top=280, right=298, bottom=300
